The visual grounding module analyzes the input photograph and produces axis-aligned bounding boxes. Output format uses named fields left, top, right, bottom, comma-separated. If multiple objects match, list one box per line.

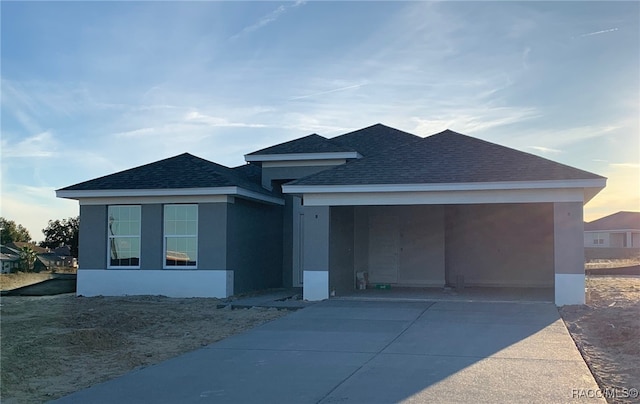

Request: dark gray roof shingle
left=289, top=130, right=605, bottom=186
left=585, top=211, right=640, bottom=231
left=246, top=134, right=356, bottom=156
left=58, top=153, right=274, bottom=196
left=330, top=123, right=422, bottom=157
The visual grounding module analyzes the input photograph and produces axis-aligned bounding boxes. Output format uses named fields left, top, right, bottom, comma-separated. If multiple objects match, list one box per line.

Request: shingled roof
left=289, top=130, right=605, bottom=186
left=246, top=134, right=356, bottom=156
left=330, top=123, right=422, bottom=157
left=585, top=211, right=640, bottom=231
left=58, top=153, right=274, bottom=196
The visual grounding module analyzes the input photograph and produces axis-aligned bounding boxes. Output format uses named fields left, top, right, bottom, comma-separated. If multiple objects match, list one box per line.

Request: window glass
left=164, top=205, right=197, bottom=267
left=108, top=205, right=141, bottom=267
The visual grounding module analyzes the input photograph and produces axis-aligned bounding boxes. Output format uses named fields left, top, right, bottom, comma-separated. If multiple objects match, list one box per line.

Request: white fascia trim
left=245, top=152, right=360, bottom=162
left=282, top=179, right=606, bottom=194
left=79, top=195, right=234, bottom=205
left=301, top=188, right=586, bottom=206
left=57, top=187, right=284, bottom=205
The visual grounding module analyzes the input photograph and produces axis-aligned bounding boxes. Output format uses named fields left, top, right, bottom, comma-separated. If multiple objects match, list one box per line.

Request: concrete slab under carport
left=335, top=285, right=555, bottom=303
left=54, top=300, right=603, bottom=404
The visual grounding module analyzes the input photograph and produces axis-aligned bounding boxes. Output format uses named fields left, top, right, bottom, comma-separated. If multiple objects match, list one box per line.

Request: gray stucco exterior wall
left=281, top=195, right=294, bottom=287
left=198, top=203, right=229, bottom=270
left=140, top=204, right=163, bottom=270
left=78, top=204, right=107, bottom=269
left=303, top=206, right=330, bottom=272
left=445, top=203, right=555, bottom=287
left=329, top=206, right=355, bottom=294
left=553, top=202, right=584, bottom=275
left=227, top=199, right=283, bottom=294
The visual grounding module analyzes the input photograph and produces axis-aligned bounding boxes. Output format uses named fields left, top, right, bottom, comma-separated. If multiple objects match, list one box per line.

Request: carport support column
left=302, top=206, right=330, bottom=301
left=553, top=202, right=585, bottom=306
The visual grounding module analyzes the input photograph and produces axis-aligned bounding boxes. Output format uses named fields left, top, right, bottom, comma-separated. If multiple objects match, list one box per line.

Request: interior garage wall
left=329, top=206, right=355, bottom=294
left=353, top=205, right=445, bottom=287
left=445, top=203, right=554, bottom=287
left=227, top=199, right=283, bottom=294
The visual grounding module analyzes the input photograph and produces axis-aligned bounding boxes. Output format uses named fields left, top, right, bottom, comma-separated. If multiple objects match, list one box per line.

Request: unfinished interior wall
left=352, top=205, right=445, bottom=287
left=445, top=203, right=554, bottom=287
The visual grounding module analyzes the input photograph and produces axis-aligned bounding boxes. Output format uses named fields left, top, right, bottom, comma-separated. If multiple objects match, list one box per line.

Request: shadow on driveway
left=54, top=300, right=603, bottom=403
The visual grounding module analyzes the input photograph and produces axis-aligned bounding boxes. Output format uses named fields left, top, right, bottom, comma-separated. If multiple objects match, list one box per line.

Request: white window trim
left=163, top=204, right=198, bottom=269
left=107, top=205, right=141, bottom=269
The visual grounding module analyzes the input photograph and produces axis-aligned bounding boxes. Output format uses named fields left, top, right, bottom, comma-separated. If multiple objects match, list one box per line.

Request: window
left=108, top=205, right=141, bottom=268
left=592, top=233, right=605, bottom=245
left=164, top=205, right=197, bottom=267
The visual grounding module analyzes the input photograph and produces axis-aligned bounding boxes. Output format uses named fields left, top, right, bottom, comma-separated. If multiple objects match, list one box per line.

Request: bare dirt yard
left=0, top=293, right=288, bottom=403
left=561, top=276, right=640, bottom=404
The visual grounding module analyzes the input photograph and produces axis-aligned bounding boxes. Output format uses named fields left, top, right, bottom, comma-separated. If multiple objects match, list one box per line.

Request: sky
left=1, top=1, right=639, bottom=242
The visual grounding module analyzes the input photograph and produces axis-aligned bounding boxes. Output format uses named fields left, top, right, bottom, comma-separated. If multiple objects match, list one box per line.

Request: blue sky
left=1, top=1, right=639, bottom=241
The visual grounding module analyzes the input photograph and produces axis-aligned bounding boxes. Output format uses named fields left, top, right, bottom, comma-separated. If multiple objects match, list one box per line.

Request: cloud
left=289, top=83, right=367, bottom=101
left=579, top=28, right=618, bottom=38
left=1, top=131, right=58, bottom=158
left=230, top=1, right=305, bottom=40
left=528, top=146, right=562, bottom=154
left=184, top=111, right=269, bottom=128
left=411, top=106, right=540, bottom=135
left=610, top=163, right=640, bottom=169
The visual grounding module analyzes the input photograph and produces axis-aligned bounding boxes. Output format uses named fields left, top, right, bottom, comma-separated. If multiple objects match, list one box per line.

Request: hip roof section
left=57, top=153, right=274, bottom=198
left=288, top=130, right=605, bottom=186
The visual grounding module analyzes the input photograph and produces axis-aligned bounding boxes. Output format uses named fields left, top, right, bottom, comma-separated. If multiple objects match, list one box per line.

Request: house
left=6, top=242, right=49, bottom=254
left=56, top=124, right=606, bottom=305
left=584, top=211, right=640, bottom=260
left=1, top=245, right=21, bottom=274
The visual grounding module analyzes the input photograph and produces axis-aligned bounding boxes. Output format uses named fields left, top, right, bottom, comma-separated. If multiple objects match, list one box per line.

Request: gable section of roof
left=57, top=153, right=275, bottom=197
left=288, top=129, right=605, bottom=186
left=246, top=134, right=357, bottom=156
left=330, top=123, right=423, bottom=157
left=585, top=211, right=640, bottom=231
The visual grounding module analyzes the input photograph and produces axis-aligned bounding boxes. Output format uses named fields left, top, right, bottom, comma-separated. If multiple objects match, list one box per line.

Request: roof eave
left=283, top=178, right=607, bottom=194
left=56, top=187, right=284, bottom=205
left=244, top=152, right=361, bottom=162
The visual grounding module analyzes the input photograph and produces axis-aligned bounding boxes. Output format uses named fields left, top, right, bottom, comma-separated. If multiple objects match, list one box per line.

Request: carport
left=282, top=130, right=605, bottom=306
left=293, top=200, right=584, bottom=306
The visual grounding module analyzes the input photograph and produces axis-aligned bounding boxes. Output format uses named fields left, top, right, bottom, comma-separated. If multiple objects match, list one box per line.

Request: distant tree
left=0, top=217, right=32, bottom=244
left=40, top=217, right=79, bottom=258
left=19, top=245, right=37, bottom=272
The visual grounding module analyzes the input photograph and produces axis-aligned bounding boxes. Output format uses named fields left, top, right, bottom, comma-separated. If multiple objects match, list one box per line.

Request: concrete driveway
left=55, top=300, right=603, bottom=403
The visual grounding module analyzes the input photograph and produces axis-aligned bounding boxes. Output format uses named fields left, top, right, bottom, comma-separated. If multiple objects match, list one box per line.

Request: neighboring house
left=56, top=124, right=606, bottom=305
left=584, top=211, right=640, bottom=248
left=6, top=242, right=49, bottom=254
left=1, top=245, right=21, bottom=274
left=3, top=243, right=76, bottom=272
left=584, top=211, right=640, bottom=260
